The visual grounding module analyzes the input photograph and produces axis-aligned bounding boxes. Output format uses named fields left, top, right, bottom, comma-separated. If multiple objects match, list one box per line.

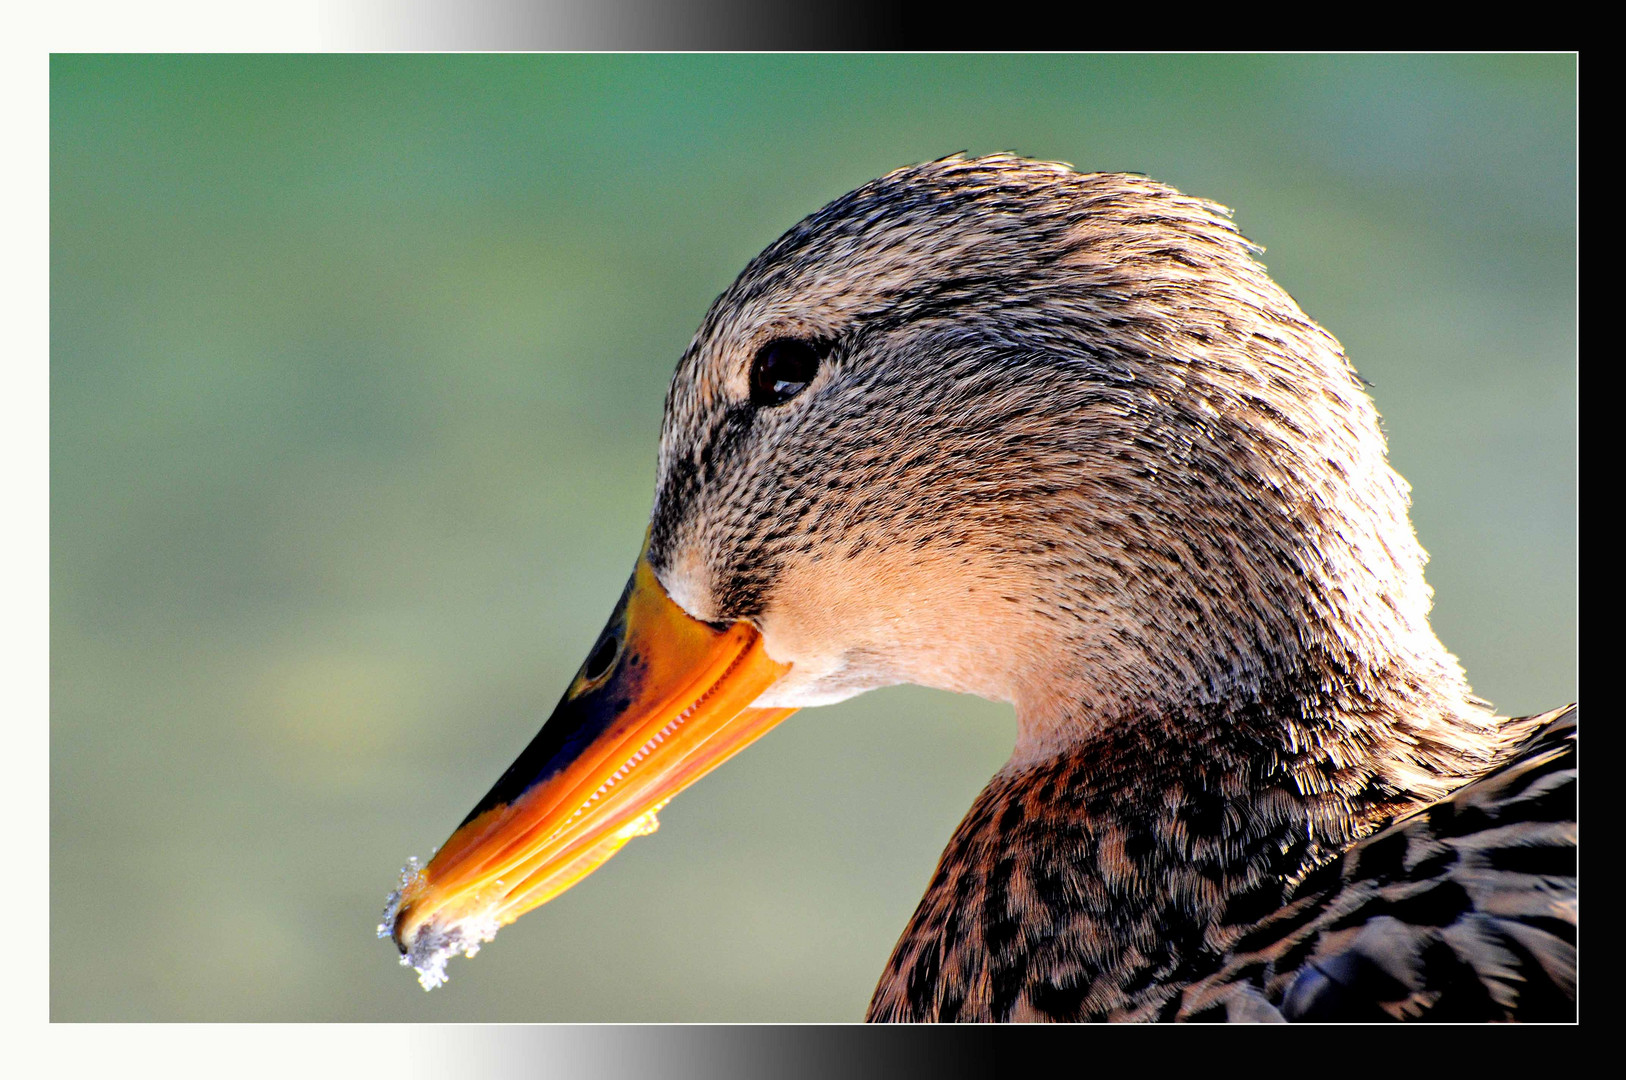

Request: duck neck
left=869, top=673, right=1489, bottom=1022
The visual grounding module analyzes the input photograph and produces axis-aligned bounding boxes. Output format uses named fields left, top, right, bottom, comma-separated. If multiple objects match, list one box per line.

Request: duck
left=381, top=154, right=1577, bottom=1022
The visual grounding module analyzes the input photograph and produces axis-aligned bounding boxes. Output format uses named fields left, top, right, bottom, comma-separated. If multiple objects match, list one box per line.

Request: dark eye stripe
left=749, top=338, right=823, bottom=407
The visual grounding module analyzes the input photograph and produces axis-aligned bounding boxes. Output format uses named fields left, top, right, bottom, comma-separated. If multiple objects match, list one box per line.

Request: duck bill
left=385, top=551, right=794, bottom=984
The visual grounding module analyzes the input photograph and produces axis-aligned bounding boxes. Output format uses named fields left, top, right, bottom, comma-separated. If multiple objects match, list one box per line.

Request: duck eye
left=749, top=338, right=822, bottom=407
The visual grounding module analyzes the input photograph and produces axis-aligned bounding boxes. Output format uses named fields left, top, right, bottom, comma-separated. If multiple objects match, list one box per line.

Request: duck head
left=383, top=155, right=1487, bottom=988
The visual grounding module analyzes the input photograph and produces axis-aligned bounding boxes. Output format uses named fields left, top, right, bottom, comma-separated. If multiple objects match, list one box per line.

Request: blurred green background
left=51, top=55, right=1577, bottom=1021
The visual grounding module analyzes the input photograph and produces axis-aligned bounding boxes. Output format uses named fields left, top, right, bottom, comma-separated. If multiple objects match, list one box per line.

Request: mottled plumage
left=869, top=705, right=1574, bottom=1022
left=631, top=155, right=1574, bottom=1021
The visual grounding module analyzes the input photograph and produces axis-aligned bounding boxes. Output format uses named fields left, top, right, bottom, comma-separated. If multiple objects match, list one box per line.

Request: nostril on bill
left=583, top=632, right=620, bottom=683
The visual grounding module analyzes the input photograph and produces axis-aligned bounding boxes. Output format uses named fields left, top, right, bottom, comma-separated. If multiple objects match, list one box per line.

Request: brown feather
left=637, top=155, right=1575, bottom=1022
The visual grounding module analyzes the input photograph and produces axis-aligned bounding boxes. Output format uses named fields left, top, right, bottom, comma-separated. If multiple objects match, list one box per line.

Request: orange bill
left=380, top=547, right=794, bottom=989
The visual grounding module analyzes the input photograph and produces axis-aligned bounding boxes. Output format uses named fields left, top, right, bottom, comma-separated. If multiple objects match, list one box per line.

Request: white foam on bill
left=378, top=851, right=500, bottom=992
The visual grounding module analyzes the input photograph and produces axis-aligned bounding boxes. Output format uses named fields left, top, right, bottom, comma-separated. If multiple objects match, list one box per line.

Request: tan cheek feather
left=756, top=542, right=1058, bottom=708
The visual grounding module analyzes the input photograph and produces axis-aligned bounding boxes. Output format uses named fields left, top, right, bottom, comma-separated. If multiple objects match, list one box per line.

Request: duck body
left=386, top=155, right=1575, bottom=1021
left=871, top=704, right=1575, bottom=1021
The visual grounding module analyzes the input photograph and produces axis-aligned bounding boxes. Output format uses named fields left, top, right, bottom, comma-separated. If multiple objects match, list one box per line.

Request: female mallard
left=382, top=154, right=1576, bottom=1022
